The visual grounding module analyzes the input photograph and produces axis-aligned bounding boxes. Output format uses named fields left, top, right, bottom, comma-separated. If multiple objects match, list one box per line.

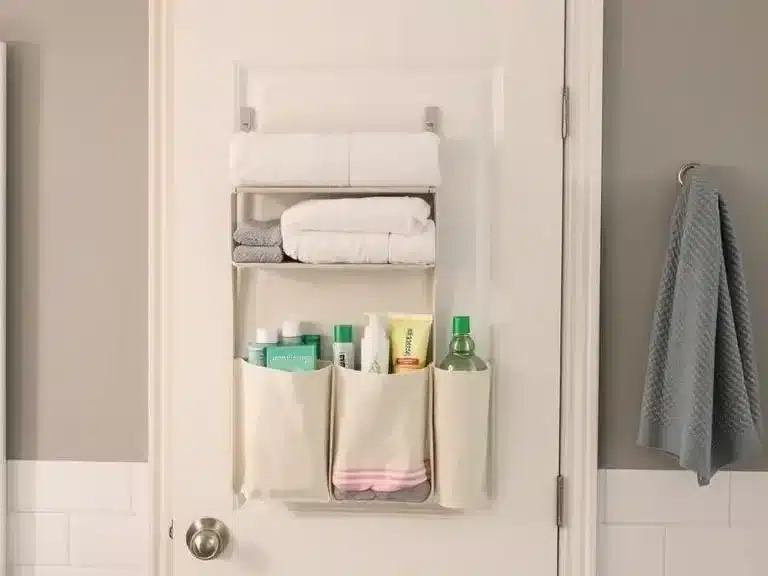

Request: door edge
left=558, top=0, right=603, bottom=575
left=1, top=39, right=7, bottom=576
left=149, top=0, right=173, bottom=574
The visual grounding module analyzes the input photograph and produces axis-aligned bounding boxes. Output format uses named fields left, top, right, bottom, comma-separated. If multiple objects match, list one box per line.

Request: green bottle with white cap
left=333, top=325, right=356, bottom=369
left=438, top=316, right=488, bottom=371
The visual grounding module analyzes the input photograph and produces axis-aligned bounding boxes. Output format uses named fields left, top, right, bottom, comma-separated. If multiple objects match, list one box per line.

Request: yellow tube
left=389, top=313, right=433, bottom=374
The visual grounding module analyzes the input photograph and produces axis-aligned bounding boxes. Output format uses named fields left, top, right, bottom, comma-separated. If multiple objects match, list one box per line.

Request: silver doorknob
left=185, top=518, right=229, bottom=561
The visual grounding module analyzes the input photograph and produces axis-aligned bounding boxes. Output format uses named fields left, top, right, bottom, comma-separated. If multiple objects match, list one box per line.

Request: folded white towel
left=282, top=221, right=436, bottom=265
left=281, top=196, right=431, bottom=236
left=229, top=132, right=349, bottom=187
left=389, top=220, right=436, bottom=265
left=349, top=132, right=441, bottom=187
left=282, top=229, right=389, bottom=264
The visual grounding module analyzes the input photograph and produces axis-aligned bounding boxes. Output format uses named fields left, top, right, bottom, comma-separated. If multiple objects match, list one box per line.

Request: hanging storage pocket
left=237, top=359, right=332, bottom=502
left=331, top=366, right=432, bottom=503
left=433, top=366, right=492, bottom=509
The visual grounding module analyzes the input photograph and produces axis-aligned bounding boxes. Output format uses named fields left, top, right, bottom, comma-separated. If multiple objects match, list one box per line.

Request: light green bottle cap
left=452, top=316, right=470, bottom=335
left=334, top=325, right=353, bottom=343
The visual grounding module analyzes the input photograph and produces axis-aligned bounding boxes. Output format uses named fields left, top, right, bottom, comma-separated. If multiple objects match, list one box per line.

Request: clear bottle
left=438, top=316, right=488, bottom=371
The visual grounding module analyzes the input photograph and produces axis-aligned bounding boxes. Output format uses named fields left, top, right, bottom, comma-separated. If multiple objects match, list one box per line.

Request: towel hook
left=677, top=162, right=700, bottom=186
left=423, top=106, right=441, bottom=134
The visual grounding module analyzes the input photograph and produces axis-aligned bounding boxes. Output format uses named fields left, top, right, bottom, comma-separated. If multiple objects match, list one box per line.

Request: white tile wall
left=599, top=470, right=768, bottom=576
left=10, top=463, right=766, bottom=575
left=598, top=525, right=664, bottom=576
left=603, top=469, right=730, bottom=525
left=730, top=472, right=768, bottom=526
left=7, top=461, right=150, bottom=575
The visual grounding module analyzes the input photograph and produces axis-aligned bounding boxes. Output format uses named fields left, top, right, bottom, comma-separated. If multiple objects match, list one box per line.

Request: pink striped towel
left=332, top=462, right=430, bottom=492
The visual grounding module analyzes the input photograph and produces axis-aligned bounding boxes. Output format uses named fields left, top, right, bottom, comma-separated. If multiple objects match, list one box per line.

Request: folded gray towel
left=638, top=171, right=763, bottom=485
left=233, top=245, right=284, bottom=264
left=233, top=219, right=282, bottom=247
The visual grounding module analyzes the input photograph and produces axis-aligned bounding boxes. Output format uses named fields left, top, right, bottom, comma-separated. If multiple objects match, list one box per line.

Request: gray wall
left=600, top=0, right=768, bottom=469
left=1, top=0, right=148, bottom=461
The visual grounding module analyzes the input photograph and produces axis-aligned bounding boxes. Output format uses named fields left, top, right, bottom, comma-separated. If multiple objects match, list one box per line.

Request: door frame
left=146, top=0, right=604, bottom=574
left=1, top=40, right=7, bottom=576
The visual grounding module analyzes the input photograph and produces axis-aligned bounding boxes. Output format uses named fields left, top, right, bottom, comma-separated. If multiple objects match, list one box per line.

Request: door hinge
left=168, top=520, right=174, bottom=540
left=561, top=86, right=570, bottom=140
left=556, top=475, right=565, bottom=527
left=240, top=106, right=256, bottom=132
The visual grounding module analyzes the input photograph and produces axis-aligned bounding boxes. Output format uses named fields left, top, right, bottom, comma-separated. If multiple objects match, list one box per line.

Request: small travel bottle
left=303, top=334, right=322, bottom=360
left=248, top=328, right=279, bottom=366
left=332, top=325, right=355, bottom=369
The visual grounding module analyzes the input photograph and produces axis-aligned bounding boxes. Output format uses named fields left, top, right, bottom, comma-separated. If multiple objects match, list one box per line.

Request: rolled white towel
left=282, top=229, right=389, bottom=264
left=281, top=196, right=431, bottom=236
left=388, top=220, right=436, bottom=265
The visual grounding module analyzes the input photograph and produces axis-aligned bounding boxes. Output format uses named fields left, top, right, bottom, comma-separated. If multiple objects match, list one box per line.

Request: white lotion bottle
left=360, top=313, right=390, bottom=373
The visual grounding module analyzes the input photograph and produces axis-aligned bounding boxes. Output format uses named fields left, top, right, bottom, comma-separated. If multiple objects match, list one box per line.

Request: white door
left=166, top=1, right=566, bottom=574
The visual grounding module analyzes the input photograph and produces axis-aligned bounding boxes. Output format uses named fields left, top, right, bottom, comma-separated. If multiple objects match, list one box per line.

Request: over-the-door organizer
left=232, top=110, right=492, bottom=511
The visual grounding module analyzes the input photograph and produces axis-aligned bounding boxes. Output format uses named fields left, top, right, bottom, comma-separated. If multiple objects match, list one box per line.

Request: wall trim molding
left=558, top=1, right=603, bottom=576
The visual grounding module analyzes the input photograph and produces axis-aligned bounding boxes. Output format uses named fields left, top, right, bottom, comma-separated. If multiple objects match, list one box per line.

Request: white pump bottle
left=360, top=313, right=390, bottom=373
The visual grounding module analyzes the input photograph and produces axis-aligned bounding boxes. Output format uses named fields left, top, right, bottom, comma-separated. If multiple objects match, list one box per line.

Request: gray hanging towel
left=638, top=171, right=763, bottom=485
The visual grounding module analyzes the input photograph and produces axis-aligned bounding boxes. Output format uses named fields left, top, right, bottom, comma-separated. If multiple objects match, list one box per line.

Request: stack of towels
left=232, top=219, right=285, bottom=263
left=280, top=197, right=436, bottom=265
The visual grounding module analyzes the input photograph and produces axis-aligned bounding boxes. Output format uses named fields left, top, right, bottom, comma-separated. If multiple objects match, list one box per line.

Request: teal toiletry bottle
left=248, top=327, right=279, bottom=366
left=438, top=316, right=488, bottom=371
left=303, top=334, right=322, bottom=360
